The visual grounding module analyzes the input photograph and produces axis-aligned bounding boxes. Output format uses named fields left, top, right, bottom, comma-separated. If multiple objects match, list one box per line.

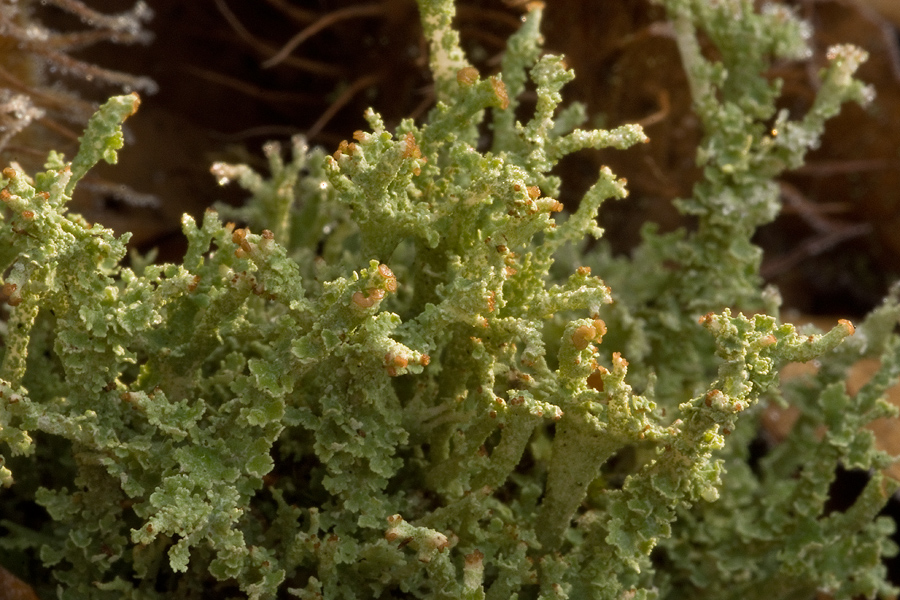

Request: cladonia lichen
left=1, top=1, right=898, bottom=599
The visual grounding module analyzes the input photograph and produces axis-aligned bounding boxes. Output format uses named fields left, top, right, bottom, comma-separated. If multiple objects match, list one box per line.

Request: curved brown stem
left=213, top=0, right=345, bottom=77
left=306, top=73, right=381, bottom=139
left=262, top=3, right=388, bottom=69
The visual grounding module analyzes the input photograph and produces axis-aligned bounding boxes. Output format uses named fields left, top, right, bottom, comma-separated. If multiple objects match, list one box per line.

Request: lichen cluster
left=1, top=1, right=899, bottom=599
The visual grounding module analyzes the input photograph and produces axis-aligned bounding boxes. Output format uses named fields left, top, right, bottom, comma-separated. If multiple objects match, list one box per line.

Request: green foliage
left=0, top=0, right=898, bottom=598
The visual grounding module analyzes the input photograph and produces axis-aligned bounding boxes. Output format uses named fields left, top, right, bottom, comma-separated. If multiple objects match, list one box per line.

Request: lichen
left=0, top=0, right=898, bottom=599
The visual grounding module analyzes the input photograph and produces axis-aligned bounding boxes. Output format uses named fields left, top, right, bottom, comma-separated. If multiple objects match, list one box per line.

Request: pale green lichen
left=0, top=0, right=898, bottom=599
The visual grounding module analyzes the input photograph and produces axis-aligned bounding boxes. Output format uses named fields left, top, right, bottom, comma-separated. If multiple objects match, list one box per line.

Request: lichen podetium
left=1, top=1, right=899, bottom=599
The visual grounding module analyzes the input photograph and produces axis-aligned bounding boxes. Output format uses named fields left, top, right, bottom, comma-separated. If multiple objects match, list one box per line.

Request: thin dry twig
left=406, top=87, right=436, bottom=122
left=207, top=124, right=305, bottom=143
left=182, top=65, right=319, bottom=105
left=307, top=73, right=381, bottom=139
left=761, top=221, right=872, bottom=278
left=635, top=89, right=671, bottom=128
left=262, top=3, right=388, bottom=69
left=43, top=0, right=152, bottom=35
left=32, top=47, right=157, bottom=93
left=263, top=0, right=318, bottom=26
left=0, top=62, right=94, bottom=119
left=793, top=157, right=891, bottom=176
left=0, top=0, right=156, bottom=156
left=0, top=92, right=43, bottom=149
left=35, top=115, right=81, bottom=141
left=78, top=177, right=161, bottom=209
left=213, top=0, right=345, bottom=77
left=762, top=179, right=874, bottom=278
left=43, top=28, right=149, bottom=52
left=779, top=180, right=842, bottom=233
